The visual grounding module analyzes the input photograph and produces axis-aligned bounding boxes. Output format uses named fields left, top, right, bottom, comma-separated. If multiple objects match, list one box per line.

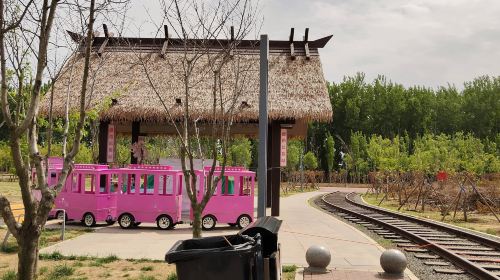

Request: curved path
left=41, top=187, right=416, bottom=278
left=279, top=190, right=383, bottom=269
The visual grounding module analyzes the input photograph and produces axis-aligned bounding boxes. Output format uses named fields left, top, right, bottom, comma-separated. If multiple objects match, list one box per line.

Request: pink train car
left=115, top=167, right=184, bottom=230
left=195, top=166, right=255, bottom=230
left=49, top=166, right=118, bottom=227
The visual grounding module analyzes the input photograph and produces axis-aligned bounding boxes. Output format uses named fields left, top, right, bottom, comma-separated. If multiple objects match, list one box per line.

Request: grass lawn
left=282, top=264, right=297, bottom=280
left=0, top=252, right=177, bottom=280
left=0, top=181, right=22, bottom=204
left=363, top=193, right=500, bottom=236
left=0, top=227, right=177, bottom=280
left=0, top=180, right=177, bottom=280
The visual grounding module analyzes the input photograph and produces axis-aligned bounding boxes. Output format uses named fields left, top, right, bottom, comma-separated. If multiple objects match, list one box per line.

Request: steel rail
left=321, top=192, right=499, bottom=280
left=344, top=192, right=500, bottom=251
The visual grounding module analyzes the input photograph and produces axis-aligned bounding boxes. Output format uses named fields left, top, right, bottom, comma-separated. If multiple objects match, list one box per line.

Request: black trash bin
left=240, top=216, right=282, bottom=280
left=165, top=234, right=263, bottom=280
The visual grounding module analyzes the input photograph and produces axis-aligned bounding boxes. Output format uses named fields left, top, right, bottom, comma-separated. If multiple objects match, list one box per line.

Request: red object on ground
left=436, top=171, right=448, bottom=181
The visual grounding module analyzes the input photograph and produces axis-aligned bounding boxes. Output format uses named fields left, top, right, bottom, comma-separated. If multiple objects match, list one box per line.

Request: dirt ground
left=363, top=193, right=500, bottom=236
left=0, top=253, right=176, bottom=280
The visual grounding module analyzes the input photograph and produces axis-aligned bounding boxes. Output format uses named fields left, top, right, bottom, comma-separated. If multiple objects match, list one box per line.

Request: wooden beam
left=160, top=25, right=169, bottom=58
left=97, top=24, right=109, bottom=57
left=289, top=28, right=295, bottom=60
left=304, top=28, right=310, bottom=59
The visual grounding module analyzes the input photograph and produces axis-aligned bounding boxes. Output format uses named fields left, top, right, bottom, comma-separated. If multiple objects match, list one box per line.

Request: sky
left=124, top=0, right=500, bottom=88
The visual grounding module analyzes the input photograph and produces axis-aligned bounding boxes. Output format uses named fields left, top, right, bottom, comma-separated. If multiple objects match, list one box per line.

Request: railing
left=1, top=208, right=66, bottom=251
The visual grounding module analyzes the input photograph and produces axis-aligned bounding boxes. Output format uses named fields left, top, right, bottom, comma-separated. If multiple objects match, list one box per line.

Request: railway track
left=319, top=192, right=500, bottom=280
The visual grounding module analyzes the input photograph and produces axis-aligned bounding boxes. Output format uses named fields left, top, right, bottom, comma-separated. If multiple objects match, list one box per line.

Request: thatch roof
left=41, top=33, right=333, bottom=122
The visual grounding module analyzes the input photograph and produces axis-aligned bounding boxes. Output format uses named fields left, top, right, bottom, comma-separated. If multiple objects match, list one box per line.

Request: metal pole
left=257, top=34, right=269, bottom=218
left=60, top=209, right=66, bottom=240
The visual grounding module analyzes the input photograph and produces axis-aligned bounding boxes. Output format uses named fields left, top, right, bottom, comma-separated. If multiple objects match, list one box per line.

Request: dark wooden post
left=98, top=121, right=109, bottom=188
left=131, top=121, right=140, bottom=164
left=270, top=121, right=281, bottom=216
left=98, top=121, right=109, bottom=164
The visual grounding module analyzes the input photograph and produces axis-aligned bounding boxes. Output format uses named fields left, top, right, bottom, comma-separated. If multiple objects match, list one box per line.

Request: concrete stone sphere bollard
left=380, top=249, right=407, bottom=274
left=305, top=245, right=331, bottom=269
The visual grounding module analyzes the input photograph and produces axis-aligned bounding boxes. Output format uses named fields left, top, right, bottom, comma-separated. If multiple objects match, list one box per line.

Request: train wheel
left=237, top=214, right=252, bottom=229
left=157, top=215, right=173, bottom=230
left=118, top=214, right=134, bottom=229
left=82, top=213, right=95, bottom=227
left=202, top=215, right=216, bottom=230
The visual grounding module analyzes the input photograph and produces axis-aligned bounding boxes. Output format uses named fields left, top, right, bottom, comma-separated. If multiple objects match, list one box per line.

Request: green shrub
left=282, top=264, right=297, bottom=273
left=303, top=152, right=318, bottom=170
left=1, top=271, right=16, bottom=280
left=39, top=251, right=64, bottom=260
left=166, top=272, right=177, bottom=280
left=140, top=266, right=153, bottom=271
left=47, top=264, right=74, bottom=279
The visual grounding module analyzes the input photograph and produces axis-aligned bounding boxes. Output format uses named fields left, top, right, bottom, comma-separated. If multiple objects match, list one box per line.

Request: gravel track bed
left=312, top=194, right=477, bottom=280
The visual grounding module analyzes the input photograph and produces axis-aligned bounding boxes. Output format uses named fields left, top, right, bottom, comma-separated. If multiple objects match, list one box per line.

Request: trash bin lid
left=239, top=216, right=282, bottom=257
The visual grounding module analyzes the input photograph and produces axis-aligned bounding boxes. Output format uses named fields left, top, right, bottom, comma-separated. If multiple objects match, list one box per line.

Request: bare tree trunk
left=452, top=191, right=462, bottom=220
left=17, top=229, right=40, bottom=280
left=463, top=190, right=468, bottom=222
left=192, top=205, right=202, bottom=238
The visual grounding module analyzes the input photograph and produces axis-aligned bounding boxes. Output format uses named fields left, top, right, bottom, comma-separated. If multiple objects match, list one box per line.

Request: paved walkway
left=279, top=190, right=382, bottom=269
left=41, top=186, right=415, bottom=278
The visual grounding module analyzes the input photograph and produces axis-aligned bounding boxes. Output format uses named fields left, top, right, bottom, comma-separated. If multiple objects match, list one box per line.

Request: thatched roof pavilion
left=41, top=31, right=333, bottom=128
left=41, top=29, right=333, bottom=216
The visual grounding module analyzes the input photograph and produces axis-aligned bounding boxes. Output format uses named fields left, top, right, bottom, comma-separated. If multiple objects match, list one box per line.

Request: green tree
left=323, top=133, right=336, bottom=181
left=287, top=139, right=303, bottom=171
left=228, top=137, right=252, bottom=168
left=344, top=131, right=369, bottom=182
left=303, top=151, right=318, bottom=170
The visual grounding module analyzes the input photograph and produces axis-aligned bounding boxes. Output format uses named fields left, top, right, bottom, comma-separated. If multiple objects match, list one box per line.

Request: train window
left=241, top=176, right=251, bottom=196
left=158, top=175, right=174, bottom=195
left=221, top=176, right=235, bottom=196
left=140, top=174, right=154, bottom=195
left=84, top=174, right=94, bottom=193
left=110, top=173, right=119, bottom=193
left=123, top=174, right=138, bottom=194
left=70, top=174, right=80, bottom=193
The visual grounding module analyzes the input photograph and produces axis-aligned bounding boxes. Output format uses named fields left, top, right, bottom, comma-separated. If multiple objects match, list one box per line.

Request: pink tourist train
left=48, top=165, right=117, bottom=227
left=195, top=166, right=255, bottom=230
left=114, top=167, right=184, bottom=229
left=41, top=159, right=255, bottom=230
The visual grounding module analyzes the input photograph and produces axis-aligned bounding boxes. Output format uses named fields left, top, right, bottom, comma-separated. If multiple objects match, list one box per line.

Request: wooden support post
left=270, top=121, right=281, bottom=216
left=229, top=26, right=235, bottom=57
left=304, top=28, right=310, bottom=59
left=160, top=25, right=169, bottom=58
left=131, top=121, right=140, bottom=164
left=289, top=28, right=295, bottom=60
left=98, top=24, right=110, bottom=57
left=98, top=121, right=109, bottom=188
left=98, top=121, right=109, bottom=164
